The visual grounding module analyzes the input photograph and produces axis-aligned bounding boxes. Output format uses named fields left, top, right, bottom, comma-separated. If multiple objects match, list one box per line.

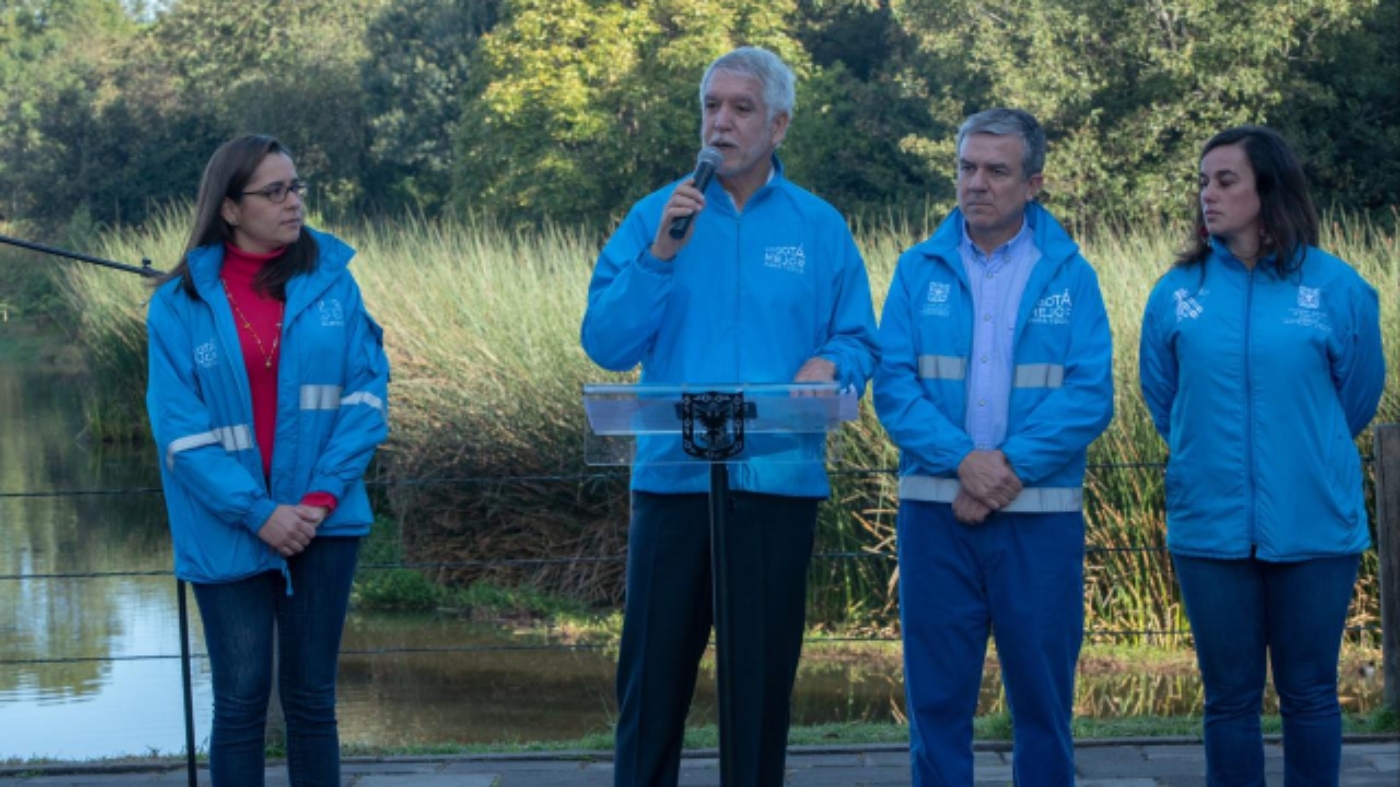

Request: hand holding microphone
left=651, top=146, right=723, bottom=261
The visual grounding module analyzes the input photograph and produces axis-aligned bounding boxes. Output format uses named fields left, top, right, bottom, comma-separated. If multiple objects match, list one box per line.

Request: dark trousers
left=193, top=536, right=360, bottom=787
left=613, top=491, right=819, bottom=787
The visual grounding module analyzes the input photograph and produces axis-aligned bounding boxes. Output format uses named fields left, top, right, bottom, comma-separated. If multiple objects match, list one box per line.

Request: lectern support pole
left=582, top=384, right=854, bottom=786
left=708, top=462, right=738, bottom=786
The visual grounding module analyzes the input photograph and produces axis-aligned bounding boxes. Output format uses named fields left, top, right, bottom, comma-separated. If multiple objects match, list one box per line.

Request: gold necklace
left=221, top=279, right=285, bottom=370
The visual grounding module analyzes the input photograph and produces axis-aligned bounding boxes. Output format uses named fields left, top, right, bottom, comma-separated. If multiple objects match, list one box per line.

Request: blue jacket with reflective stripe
left=581, top=158, right=879, bottom=497
left=146, top=228, right=390, bottom=584
left=1139, top=242, right=1384, bottom=561
left=874, top=203, right=1114, bottom=490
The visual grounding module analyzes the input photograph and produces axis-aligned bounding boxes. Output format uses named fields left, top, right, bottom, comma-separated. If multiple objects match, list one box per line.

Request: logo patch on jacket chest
left=1173, top=288, right=1206, bottom=321
left=1285, top=285, right=1330, bottom=332
left=763, top=245, right=806, bottom=274
left=1297, top=286, right=1320, bottom=309
left=1029, top=289, right=1073, bottom=325
left=921, top=281, right=953, bottom=317
left=195, top=340, right=218, bottom=368
left=319, top=299, right=345, bottom=327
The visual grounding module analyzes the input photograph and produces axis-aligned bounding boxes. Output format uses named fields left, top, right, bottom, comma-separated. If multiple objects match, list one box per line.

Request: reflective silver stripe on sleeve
left=918, top=355, right=967, bottom=381
left=213, top=424, right=255, bottom=452
left=165, top=424, right=255, bottom=470
left=166, top=432, right=220, bottom=470
left=898, top=475, right=1082, bottom=513
left=1013, top=363, right=1065, bottom=389
left=300, top=384, right=344, bottom=411
left=341, top=391, right=386, bottom=415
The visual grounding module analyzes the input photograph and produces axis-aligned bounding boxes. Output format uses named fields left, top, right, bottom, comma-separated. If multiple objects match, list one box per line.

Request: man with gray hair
left=581, top=46, right=878, bottom=787
left=873, top=108, right=1113, bottom=784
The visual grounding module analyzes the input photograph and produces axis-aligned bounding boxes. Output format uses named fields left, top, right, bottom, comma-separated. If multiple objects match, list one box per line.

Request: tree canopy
left=0, top=0, right=1393, bottom=238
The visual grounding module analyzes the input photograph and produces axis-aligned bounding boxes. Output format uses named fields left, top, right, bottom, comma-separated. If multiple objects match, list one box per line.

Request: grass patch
left=0, top=322, right=87, bottom=372
left=63, top=212, right=1400, bottom=633
left=3, top=711, right=1394, bottom=768
left=354, top=514, right=615, bottom=633
left=332, top=709, right=1397, bottom=755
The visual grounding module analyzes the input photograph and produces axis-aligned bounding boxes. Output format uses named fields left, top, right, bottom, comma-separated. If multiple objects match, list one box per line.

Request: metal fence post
left=177, top=580, right=199, bottom=787
left=1376, top=423, right=1400, bottom=717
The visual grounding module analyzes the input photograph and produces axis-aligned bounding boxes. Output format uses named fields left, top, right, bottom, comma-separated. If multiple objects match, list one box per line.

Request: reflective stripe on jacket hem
left=898, top=475, right=1082, bottom=513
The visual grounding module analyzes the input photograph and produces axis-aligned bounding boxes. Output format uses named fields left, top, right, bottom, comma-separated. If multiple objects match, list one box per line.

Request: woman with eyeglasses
left=1139, top=126, right=1384, bottom=785
left=146, top=134, right=389, bottom=786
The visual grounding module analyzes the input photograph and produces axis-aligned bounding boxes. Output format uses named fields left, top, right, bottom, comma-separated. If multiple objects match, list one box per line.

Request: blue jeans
left=897, top=500, right=1085, bottom=787
left=193, top=536, right=360, bottom=787
left=1174, top=553, right=1360, bottom=787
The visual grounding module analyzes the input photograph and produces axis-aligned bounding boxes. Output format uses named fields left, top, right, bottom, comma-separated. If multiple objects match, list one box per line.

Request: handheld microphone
left=668, top=146, right=724, bottom=240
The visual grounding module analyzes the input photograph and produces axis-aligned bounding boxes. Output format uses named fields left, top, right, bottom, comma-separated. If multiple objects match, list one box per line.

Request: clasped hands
left=257, top=503, right=330, bottom=558
left=954, top=450, right=1022, bottom=525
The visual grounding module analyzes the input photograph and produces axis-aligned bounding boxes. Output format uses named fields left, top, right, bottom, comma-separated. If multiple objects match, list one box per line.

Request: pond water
left=0, top=350, right=1385, bottom=760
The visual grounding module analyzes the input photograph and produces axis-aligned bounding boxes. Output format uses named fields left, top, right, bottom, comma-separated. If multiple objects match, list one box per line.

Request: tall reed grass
left=70, top=208, right=1399, bottom=635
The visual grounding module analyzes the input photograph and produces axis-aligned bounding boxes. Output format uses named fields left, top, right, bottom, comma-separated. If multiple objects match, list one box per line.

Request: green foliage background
left=0, top=0, right=1396, bottom=238
left=2, top=0, right=1397, bottom=630
left=66, top=212, right=1400, bottom=633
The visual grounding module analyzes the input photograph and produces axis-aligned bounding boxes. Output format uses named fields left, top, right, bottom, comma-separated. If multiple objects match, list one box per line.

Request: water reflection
left=0, top=356, right=1388, bottom=760
left=0, top=358, right=208, bottom=759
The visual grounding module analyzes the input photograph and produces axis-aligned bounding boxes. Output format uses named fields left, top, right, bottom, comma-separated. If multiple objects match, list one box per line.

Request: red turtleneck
left=222, top=243, right=337, bottom=515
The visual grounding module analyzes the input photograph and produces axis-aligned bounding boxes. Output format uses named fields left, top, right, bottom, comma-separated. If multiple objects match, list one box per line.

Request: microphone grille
left=697, top=146, right=724, bottom=168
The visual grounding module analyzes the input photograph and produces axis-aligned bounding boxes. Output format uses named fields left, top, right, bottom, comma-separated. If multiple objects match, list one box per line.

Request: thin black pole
left=708, top=462, right=737, bottom=786
left=177, top=579, right=199, bottom=787
left=0, top=232, right=161, bottom=277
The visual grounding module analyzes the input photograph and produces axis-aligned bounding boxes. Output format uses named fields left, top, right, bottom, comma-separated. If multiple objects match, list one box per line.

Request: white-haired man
left=581, top=46, right=878, bottom=787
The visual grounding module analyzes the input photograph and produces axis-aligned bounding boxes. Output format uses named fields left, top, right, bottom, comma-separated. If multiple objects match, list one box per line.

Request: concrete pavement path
left=1, top=739, right=1395, bottom=786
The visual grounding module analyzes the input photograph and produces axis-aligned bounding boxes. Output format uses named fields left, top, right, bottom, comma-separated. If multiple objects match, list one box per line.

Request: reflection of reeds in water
left=985, top=650, right=1386, bottom=719
left=68, top=212, right=1400, bottom=634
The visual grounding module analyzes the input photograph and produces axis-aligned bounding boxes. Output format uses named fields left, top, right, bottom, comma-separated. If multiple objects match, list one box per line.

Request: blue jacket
left=1139, top=241, right=1384, bottom=561
left=581, top=158, right=879, bottom=497
left=874, top=204, right=1114, bottom=507
left=146, top=228, right=390, bottom=584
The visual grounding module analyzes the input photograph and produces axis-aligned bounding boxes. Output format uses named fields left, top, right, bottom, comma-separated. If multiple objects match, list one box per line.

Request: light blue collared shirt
left=961, top=215, right=1041, bottom=451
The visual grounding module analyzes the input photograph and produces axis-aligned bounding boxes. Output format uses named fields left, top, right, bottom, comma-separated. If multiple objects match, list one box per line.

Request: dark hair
left=1176, top=125, right=1318, bottom=274
left=157, top=134, right=318, bottom=299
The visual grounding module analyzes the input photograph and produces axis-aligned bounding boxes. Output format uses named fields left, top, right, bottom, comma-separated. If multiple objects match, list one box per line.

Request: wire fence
left=0, top=456, right=1386, bottom=670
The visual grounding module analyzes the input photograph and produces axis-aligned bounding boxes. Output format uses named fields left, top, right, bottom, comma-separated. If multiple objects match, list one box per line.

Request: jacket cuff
left=308, top=474, right=349, bottom=503
left=242, top=497, right=279, bottom=536
left=300, top=491, right=339, bottom=513
left=636, top=247, right=676, bottom=275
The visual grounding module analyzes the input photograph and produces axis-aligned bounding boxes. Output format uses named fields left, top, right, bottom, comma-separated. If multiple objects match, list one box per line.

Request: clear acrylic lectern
left=582, top=382, right=858, bottom=786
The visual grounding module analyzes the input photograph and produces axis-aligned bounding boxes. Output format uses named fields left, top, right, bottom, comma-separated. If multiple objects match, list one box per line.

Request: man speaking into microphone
left=581, top=46, right=878, bottom=787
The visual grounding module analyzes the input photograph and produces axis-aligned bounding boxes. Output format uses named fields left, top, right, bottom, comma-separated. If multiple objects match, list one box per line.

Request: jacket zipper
left=734, top=208, right=743, bottom=381
left=1244, top=266, right=1257, bottom=552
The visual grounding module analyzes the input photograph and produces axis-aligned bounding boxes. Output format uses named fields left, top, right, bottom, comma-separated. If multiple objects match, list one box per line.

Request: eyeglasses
left=240, top=180, right=307, bottom=203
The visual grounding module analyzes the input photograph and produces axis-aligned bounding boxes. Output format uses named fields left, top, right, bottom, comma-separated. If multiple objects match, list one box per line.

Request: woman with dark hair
left=146, top=134, right=389, bottom=786
left=1139, top=125, right=1385, bottom=784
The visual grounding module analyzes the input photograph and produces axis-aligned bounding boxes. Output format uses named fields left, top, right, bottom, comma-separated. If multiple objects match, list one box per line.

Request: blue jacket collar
left=704, top=154, right=786, bottom=216
left=916, top=202, right=1081, bottom=280
left=187, top=227, right=355, bottom=314
left=1208, top=236, right=1290, bottom=275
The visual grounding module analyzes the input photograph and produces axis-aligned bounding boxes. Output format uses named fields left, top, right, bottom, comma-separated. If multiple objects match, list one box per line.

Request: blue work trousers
left=897, top=500, right=1084, bottom=787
